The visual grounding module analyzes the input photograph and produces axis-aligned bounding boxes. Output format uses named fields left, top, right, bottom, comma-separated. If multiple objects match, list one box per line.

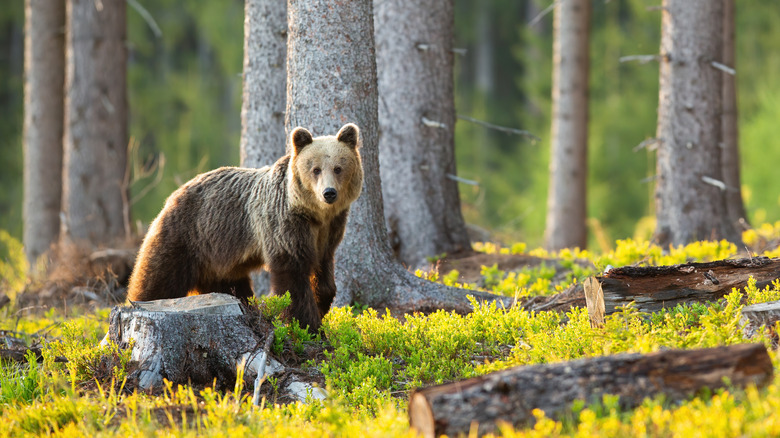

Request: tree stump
left=105, top=293, right=325, bottom=402
left=527, top=257, right=780, bottom=314
left=409, top=343, right=772, bottom=437
left=741, top=299, right=780, bottom=346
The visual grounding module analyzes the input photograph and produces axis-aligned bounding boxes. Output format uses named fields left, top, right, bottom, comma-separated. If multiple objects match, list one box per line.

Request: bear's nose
left=323, top=188, right=337, bottom=204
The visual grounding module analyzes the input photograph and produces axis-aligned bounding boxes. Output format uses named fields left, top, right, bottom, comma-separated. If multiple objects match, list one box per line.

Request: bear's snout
left=323, top=187, right=338, bottom=204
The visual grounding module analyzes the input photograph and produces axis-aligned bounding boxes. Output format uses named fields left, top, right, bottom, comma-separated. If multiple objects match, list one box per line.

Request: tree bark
left=240, top=0, right=287, bottom=168
left=527, top=257, right=780, bottom=314
left=545, top=0, right=590, bottom=251
left=240, top=0, right=287, bottom=296
left=409, top=343, right=772, bottom=437
left=285, top=0, right=513, bottom=314
left=654, top=0, right=740, bottom=246
left=62, top=0, right=128, bottom=246
left=721, top=0, right=748, bottom=231
left=375, top=0, right=471, bottom=268
left=23, top=0, right=65, bottom=266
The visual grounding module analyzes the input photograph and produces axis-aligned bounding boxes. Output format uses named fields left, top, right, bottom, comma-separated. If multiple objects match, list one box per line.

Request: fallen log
left=0, top=348, right=67, bottom=363
left=105, top=293, right=325, bottom=402
left=525, top=257, right=780, bottom=314
left=409, top=343, right=772, bottom=437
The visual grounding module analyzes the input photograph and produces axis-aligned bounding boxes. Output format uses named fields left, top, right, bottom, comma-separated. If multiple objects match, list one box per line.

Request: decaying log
left=409, top=343, right=772, bottom=437
left=105, top=293, right=325, bottom=402
left=526, top=257, right=780, bottom=314
left=0, top=348, right=41, bottom=363
left=0, top=347, right=67, bottom=363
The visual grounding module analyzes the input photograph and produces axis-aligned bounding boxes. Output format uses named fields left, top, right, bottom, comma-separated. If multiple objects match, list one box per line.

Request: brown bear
left=127, top=123, right=363, bottom=332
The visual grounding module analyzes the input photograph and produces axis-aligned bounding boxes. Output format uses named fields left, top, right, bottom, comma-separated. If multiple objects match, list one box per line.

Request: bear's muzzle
left=323, top=187, right=337, bottom=204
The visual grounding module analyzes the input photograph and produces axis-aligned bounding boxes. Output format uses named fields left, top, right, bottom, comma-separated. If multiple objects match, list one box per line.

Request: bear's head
left=289, top=123, right=363, bottom=217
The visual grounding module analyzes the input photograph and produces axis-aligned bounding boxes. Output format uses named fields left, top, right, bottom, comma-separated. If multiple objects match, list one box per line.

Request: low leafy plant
left=0, top=351, right=44, bottom=406
left=250, top=291, right=292, bottom=321
left=44, top=318, right=131, bottom=389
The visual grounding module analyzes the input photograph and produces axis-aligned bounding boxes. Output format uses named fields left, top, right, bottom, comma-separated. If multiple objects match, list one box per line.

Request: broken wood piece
left=252, top=330, right=275, bottom=407
left=583, top=277, right=605, bottom=327
left=106, top=293, right=324, bottom=402
left=409, top=343, right=772, bottom=437
left=525, top=257, right=780, bottom=315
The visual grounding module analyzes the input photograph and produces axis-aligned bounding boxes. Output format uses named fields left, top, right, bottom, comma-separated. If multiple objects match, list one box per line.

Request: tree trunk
left=409, top=343, right=772, bottom=437
left=474, top=2, right=494, bottom=95
left=544, top=0, right=590, bottom=251
left=22, top=0, right=65, bottom=266
left=527, top=257, right=780, bottom=314
left=654, top=0, right=740, bottom=246
left=374, top=0, right=471, bottom=268
left=61, top=0, right=128, bottom=246
left=721, top=0, right=748, bottom=231
left=240, top=0, right=287, bottom=168
left=285, top=0, right=513, bottom=314
left=240, top=0, right=287, bottom=296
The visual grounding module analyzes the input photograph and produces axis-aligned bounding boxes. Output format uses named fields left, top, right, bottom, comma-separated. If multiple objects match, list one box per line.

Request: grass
left=2, top=229, right=780, bottom=436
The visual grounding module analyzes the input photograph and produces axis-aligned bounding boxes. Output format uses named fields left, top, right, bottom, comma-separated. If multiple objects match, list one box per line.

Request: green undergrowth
left=415, top=239, right=745, bottom=299
left=3, top=231, right=780, bottom=436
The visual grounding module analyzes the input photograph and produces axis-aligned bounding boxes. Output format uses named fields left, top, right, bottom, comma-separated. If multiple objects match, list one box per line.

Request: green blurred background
left=1, top=0, right=778, bottom=250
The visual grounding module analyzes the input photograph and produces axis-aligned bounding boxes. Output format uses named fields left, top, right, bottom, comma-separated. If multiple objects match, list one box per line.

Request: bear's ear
left=337, top=123, right=360, bottom=149
left=291, top=127, right=313, bottom=155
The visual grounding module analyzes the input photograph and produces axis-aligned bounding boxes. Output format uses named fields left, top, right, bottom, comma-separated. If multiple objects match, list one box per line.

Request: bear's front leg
left=313, top=258, right=337, bottom=317
left=269, top=256, right=321, bottom=332
left=313, top=210, right=349, bottom=317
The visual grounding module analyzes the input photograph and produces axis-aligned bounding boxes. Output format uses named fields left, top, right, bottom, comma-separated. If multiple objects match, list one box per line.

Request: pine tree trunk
left=62, top=0, right=128, bottom=246
left=721, top=0, right=748, bottom=230
left=285, top=0, right=513, bottom=314
left=23, top=0, right=65, bottom=266
left=375, top=0, right=471, bottom=268
left=240, top=0, right=287, bottom=168
left=240, top=0, right=287, bottom=296
left=654, top=0, right=740, bottom=246
left=545, top=0, right=590, bottom=251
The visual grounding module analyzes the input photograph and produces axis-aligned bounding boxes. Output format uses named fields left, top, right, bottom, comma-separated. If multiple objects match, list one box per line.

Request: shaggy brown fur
left=127, top=124, right=363, bottom=331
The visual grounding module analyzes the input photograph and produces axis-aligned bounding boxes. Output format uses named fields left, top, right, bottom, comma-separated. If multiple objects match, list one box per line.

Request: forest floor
left=4, top=234, right=780, bottom=436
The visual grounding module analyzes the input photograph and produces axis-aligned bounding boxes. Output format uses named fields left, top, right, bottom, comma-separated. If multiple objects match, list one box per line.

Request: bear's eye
left=313, top=167, right=321, bottom=176
left=334, top=166, right=342, bottom=175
